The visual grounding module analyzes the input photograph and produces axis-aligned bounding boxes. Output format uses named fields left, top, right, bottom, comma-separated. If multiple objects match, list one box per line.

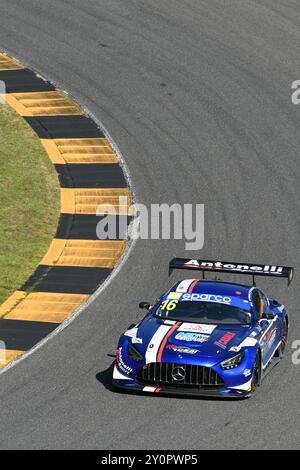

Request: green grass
left=0, top=104, right=60, bottom=306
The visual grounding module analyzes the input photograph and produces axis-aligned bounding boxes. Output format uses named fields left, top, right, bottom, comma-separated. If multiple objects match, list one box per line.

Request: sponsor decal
left=263, top=328, right=277, bottom=351
left=175, top=332, right=209, bottom=343
left=166, top=344, right=198, bottom=355
left=214, top=332, right=236, bottom=350
left=265, top=328, right=275, bottom=344
left=183, top=259, right=284, bottom=275
left=117, top=347, right=133, bottom=375
left=178, top=323, right=216, bottom=334
left=181, top=293, right=232, bottom=304
left=131, top=337, right=143, bottom=344
left=167, top=292, right=182, bottom=300
left=269, top=329, right=277, bottom=347
left=243, top=369, right=252, bottom=377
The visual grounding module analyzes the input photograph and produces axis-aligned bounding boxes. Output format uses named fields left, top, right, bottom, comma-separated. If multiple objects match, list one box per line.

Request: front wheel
left=251, top=351, right=261, bottom=394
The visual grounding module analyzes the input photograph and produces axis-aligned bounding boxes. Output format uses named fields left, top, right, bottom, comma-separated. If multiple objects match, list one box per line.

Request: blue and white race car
left=113, top=258, right=294, bottom=398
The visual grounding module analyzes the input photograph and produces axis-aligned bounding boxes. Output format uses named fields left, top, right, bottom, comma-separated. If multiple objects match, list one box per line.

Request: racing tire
left=251, top=351, right=261, bottom=394
left=275, top=317, right=289, bottom=359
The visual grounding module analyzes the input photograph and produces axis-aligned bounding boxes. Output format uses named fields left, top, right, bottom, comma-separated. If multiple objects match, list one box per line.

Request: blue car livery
left=113, top=258, right=294, bottom=398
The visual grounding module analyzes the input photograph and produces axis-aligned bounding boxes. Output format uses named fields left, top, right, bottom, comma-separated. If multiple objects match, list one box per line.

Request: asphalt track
left=0, top=0, right=299, bottom=450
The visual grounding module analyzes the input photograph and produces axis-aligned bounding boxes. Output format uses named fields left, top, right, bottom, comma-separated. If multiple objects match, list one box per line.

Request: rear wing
left=169, top=258, right=294, bottom=286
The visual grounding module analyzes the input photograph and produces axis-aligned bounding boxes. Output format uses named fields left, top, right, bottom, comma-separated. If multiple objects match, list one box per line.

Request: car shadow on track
left=95, top=358, right=246, bottom=402
left=96, top=360, right=146, bottom=398
left=96, top=362, right=116, bottom=393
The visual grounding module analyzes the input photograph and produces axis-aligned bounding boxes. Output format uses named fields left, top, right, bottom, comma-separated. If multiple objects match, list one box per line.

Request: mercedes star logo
left=172, top=365, right=186, bottom=382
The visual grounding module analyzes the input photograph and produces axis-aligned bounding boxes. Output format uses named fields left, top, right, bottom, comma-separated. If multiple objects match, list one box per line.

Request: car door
left=251, top=289, right=279, bottom=368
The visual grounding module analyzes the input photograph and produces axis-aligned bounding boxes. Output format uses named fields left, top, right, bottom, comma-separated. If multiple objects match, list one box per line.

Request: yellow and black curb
left=0, top=52, right=132, bottom=369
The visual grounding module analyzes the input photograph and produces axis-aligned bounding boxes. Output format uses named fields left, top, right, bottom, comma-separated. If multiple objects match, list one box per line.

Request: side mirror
left=262, top=312, right=275, bottom=320
left=139, top=301, right=151, bottom=310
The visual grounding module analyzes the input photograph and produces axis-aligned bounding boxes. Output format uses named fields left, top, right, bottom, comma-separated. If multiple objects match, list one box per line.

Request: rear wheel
left=276, top=317, right=288, bottom=359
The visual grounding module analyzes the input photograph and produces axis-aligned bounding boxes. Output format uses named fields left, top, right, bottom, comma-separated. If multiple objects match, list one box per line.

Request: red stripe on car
left=157, top=322, right=181, bottom=363
left=188, top=279, right=200, bottom=293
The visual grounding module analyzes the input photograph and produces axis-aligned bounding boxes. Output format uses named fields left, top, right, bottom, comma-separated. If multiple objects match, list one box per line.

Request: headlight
left=220, top=351, right=245, bottom=370
left=126, top=342, right=143, bottom=362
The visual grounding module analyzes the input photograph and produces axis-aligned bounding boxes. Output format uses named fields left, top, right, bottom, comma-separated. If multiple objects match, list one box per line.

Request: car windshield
left=156, top=300, right=252, bottom=325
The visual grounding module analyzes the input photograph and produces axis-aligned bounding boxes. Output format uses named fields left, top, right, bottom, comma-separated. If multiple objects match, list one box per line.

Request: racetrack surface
left=0, top=0, right=299, bottom=449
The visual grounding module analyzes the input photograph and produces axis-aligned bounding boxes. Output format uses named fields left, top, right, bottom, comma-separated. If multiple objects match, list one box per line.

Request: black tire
left=275, top=317, right=289, bottom=359
left=251, top=351, right=261, bottom=394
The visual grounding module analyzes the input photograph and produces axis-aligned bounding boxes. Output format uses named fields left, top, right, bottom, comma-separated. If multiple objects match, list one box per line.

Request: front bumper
left=113, top=376, right=253, bottom=399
